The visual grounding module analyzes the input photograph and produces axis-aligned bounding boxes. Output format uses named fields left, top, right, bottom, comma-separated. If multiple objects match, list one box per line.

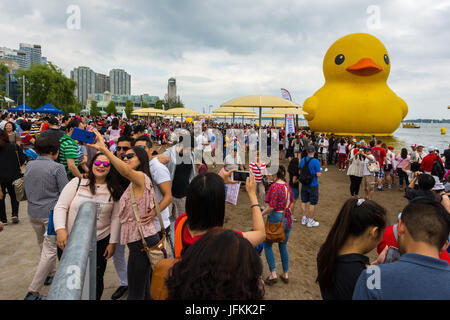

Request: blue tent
left=35, top=103, right=64, bottom=115
left=9, top=104, right=34, bottom=113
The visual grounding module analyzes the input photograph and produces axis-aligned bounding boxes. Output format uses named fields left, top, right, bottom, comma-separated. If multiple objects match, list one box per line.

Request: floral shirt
left=265, top=182, right=294, bottom=228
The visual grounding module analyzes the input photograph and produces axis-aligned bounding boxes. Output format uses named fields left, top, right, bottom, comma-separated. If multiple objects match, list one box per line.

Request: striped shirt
left=249, top=162, right=266, bottom=183
left=59, top=134, right=79, bottom=174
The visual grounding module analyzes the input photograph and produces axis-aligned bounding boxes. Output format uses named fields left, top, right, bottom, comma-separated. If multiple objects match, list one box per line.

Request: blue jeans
left=263, top=211, right=292, bottom=273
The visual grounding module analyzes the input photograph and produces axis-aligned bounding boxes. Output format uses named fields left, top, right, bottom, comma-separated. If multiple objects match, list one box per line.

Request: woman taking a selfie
left=54, top=152, right=122, bottom=300
left=88, top=129, right=160, bottom=300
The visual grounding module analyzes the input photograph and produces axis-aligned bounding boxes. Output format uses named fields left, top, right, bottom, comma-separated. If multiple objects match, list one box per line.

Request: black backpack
left=299, top=157, right=314, bottom=185
left=431, top=158, right=445, bottom=180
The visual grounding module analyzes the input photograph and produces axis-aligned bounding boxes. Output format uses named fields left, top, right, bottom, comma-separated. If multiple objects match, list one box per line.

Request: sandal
left=265, top=276, right=278, bottom=285
left=280, top=275, right=289, bottom=284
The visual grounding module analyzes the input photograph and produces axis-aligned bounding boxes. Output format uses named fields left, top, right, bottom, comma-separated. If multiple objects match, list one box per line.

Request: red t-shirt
left=420, top=153, right=441, bottom=172
left=175, top=213, right=243, bottom=249
left=372, top=146, right=386, bottom=167
left=377, top=225, right=450, bottom=265
left=41, top=123, right=49, bottom=131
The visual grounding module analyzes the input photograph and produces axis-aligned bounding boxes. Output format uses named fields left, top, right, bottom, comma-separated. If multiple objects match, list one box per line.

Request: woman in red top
left=173, top=170, right=265, bottom=258
left=261, top=165, right=294, bottom=285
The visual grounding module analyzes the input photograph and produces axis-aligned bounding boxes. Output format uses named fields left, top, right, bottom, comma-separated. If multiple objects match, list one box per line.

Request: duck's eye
left=384, top=54, right=389, bottom=65
left=335, top=54, right=345, bottom=65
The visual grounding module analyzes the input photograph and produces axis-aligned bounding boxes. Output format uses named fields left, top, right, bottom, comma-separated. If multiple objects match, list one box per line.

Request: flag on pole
left=281, top=88, right=292, bottom=101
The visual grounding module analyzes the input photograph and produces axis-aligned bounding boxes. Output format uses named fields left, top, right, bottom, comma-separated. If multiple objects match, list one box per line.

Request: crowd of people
left=0, top=111, right=449, bottom=300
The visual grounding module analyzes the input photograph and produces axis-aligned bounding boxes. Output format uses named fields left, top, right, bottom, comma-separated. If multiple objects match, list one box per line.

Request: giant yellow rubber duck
left=303, top=33, right=408, bottom=136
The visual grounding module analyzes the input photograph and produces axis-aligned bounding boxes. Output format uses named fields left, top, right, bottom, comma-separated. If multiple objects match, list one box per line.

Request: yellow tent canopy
left=164, top=108, right=200, bottom=117
left=131, top=108, right=166, bottom=116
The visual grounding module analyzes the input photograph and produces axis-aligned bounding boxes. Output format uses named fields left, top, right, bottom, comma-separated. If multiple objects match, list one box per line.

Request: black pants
left=126, top=233, right=160, bottom=300
left=57, top=235, right=110, bottom=300
left=397, top=169, right=409, bottom=187
left=0, top=181, right=19, bottom=223
left=349, top=175, right=363, bottom=196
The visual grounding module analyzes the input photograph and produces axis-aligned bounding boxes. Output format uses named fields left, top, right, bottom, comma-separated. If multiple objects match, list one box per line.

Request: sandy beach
left=0, top=158, right=409, bottom=300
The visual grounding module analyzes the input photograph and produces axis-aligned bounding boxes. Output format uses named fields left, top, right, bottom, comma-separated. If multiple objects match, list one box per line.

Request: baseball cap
left=388, top=146, right=394, bottom=150
left=48, top=117, right=59, bottom=125
left=417, top=143, right=424, bottom=147
left=428, top=146, right=435, bottom=153
left=365, top=147, right=372, bottom=152
left=411, top=144, right=417, bottom=148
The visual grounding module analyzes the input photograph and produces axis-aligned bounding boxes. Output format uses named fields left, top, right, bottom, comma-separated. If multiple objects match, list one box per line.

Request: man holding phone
left=353, top=198, right=450, bottom=299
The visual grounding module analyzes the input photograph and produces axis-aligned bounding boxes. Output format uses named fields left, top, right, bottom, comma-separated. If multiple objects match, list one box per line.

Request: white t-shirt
left=195, top=134, right=207, bottom=151
left=338, top=143, right=347, bottom=154
left=149, top=158, right=171, bottom=231
left=363, top=155, right=375, bottom=176
left=319, top=139, right=329, bottom=154
left=249, top=132, right=258, bottom=151
left=0, top=120, right=7, bottom=130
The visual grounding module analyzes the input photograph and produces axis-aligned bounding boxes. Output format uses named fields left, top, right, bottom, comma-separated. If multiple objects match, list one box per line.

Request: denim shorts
left=375, top=168, right=385, bottom=179
left=301, top=185, right=319, bottom=205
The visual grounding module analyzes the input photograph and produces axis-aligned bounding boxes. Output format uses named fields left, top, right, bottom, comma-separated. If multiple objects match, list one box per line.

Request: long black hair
left=166, top=228, right=264, bottom=300
left=87, top=153, right=122, bottom=201
left=186, top=173, right=225, bottom=231
left=288, top=157, right=299, bottom=179
left=401, top=148, right=408, bottom=159
left=130, top=146, right=151, bottom=179
left=316, top=198, right=387, bottom=291
left=0, top=129, right=9, bottom=149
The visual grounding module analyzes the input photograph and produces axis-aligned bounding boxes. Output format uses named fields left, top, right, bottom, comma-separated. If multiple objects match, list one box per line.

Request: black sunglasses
left=117, top=146, right=131, bottom=151
left=121, top=153, right=136, bottom=160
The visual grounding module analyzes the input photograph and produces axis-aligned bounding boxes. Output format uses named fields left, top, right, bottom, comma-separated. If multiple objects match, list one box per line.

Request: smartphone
left=384, top=246, right=401, bottom=264
left=232, top=171, right=250, bottom=182
left=71, top=127, right=95, bottom=144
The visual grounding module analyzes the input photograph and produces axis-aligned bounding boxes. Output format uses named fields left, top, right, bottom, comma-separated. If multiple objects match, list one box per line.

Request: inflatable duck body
left=303, top=33, right=408, bottom=136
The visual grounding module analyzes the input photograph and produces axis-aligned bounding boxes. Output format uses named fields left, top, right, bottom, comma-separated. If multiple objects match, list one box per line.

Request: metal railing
left=47, top=202, right=97, bottom=300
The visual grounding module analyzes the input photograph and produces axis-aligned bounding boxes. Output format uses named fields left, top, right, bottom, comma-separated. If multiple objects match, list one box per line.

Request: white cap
left=428, top=146, right=435, bottom=153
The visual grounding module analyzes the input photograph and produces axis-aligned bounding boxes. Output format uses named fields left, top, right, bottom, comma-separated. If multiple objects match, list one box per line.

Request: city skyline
left=0, top=1, right=449, bottom=117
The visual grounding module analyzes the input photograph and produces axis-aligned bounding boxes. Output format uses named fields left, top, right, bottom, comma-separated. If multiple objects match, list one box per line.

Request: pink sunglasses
left=94, top=160, right=110, bottom=168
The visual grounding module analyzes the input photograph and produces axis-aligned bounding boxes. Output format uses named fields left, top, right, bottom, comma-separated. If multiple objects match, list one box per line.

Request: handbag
left=265, top=185, right=289, bottom=243
left=130, top=181, right=171, bottom=270
left=367, top=161, right=380, bottom=173
left=12, top=147, right=26, bottom=201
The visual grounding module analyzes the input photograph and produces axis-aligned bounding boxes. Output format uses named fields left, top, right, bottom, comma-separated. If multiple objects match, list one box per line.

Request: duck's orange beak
left=346, top=58, right=382, bottom=76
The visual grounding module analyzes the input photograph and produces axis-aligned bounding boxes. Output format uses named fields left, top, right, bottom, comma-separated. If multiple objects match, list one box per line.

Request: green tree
left=0, top=63, right=9, bottom=109
left=105, top=101, right=117, bottom=114
left=155, top=100, right=164, bottom=110
left=124, top=100, right=134, bottom=118
left=142, top=102, right=150, bottom=108
left=15, top=62, right=76, bottom=110
left=64, top=101, right=83, bottom=115
left=90, top=100, right=101, bottom=116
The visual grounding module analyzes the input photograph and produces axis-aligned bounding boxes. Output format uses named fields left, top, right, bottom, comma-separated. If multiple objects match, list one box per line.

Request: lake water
left=382, top=123, right=450, bottom=153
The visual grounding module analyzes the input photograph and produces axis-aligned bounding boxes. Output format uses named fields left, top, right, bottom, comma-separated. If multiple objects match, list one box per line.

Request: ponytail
left=316, top=198, right=387, bottom=291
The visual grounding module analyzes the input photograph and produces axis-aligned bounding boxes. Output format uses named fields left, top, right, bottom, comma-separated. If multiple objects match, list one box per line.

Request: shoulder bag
left=367, top=160, right=380, bottom=173
left=265, top=185, right=289, bottom=243
left=13, top=146, right=26, bottom=201
left=130, top=181, right=171, bottom=270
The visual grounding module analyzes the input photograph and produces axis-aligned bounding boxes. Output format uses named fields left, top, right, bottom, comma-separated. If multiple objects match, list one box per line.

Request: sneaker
left=307, top=219, right=320, bottom=228
left=24, top=292, right=42, bottom=300
left=301, top=216, right=308, bottom=225
left=324, top=168, right=328, bottom=172
left=1, top=221, right=7, bottom=226
left=388, top=185, right=392, bottom=189
left=12, top=216, right=19, bottom=224
left=377, top=186, right=383, bottom=191
left=111, top=286, right=128, bottom=300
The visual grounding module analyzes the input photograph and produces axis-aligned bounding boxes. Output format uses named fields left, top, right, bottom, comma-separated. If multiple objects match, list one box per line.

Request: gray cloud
left=0, top=0, right=448, bottom=118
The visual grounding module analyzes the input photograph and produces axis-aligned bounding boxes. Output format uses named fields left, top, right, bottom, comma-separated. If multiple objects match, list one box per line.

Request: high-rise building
left=168, top=77, right=177, bottom=101
left=95, top=73, right=110, bottom=94
left=109, top=69, right=131, bottom=95
left=71, top=66, right=96, bottom=107
left=19, top=43, right=43, bottom=69
left=0, top=47, right=27, bottom=69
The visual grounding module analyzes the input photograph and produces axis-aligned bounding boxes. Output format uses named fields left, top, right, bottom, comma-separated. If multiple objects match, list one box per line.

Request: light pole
left=23, top=75, right=25, bottom=113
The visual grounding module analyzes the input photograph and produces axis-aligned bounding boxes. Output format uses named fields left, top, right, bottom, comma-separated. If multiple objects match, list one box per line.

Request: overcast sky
left=1, top=0, right=449, bottom=118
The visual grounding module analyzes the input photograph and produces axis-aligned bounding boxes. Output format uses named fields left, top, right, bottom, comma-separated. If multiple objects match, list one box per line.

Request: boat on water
left=403, top=123, right=420, bottom=128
